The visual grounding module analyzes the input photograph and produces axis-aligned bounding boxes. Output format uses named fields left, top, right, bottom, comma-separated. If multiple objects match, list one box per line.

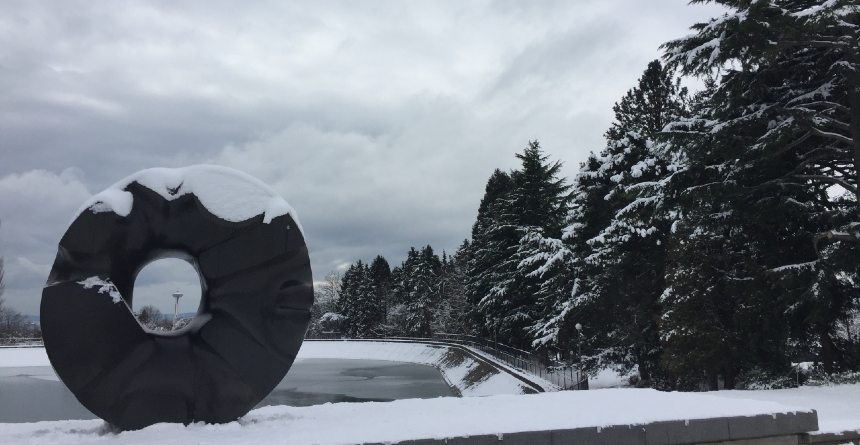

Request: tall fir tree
left=465, top=169, right=517, bottom=339
left=476, top=141, right=572, bottom=349
left=525, top=153, right=611, bottom=359
left=369, top=255, right=393, bottom=321
left=582, top=60, right=688, bottom=384
left=527, top=61, right=688, bottom=386
left=433, top=249, right=470, bottom=334
left=393, top=246, right=442, bottom=337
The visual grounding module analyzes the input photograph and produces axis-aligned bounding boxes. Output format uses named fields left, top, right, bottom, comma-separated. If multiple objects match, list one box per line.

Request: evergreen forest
left=308, top=1, right=860, bottom=391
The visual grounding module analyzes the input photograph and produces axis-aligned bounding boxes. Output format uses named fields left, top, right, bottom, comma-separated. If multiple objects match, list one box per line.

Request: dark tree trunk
left=638, top=360, right=651, bottom=383
left=706, top=370, right=719, bottom=391
left=818, top=325, right=837, bottom=374
left=723, top=359, right=736, bottom=390
left=849, top=83, right=860, bottom=218
left=538, top=345, right=550, bottom=366
left=637, top=349, right=652, bottom=387
left=669, top=374, right=679, bottom=392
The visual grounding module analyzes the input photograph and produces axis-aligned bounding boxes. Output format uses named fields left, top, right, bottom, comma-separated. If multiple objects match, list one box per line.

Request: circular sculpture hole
left=132, top=258, right=202, bottom=332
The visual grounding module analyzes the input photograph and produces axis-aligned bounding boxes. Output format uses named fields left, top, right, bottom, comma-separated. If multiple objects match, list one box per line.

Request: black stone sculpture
left=40, top=168, right=313, bottom=431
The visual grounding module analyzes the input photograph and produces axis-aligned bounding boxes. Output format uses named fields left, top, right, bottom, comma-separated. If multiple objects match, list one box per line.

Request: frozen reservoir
left=0, top=351, right=454, bottom=423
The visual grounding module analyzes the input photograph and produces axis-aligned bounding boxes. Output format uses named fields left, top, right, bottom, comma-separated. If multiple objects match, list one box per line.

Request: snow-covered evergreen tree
left=369, top=255, right=392, bottom=320
left=584, top=61, right=688, bottom=384
left=465, top=169, right=516, bottom=339
left=392, top=246, right=442, bottom=337
left=338, top=260, right=385, bottom=338
left=526, top=61, right=687, bottom=386
left=470, top=142, right=572, bottom=349
left=663, top=1, right=860, bottom=232
left=662, top=0, right=860, bottom=377
left=433, top=248, right=470, bottom=334
left=525, top=153, right=609, bottom=361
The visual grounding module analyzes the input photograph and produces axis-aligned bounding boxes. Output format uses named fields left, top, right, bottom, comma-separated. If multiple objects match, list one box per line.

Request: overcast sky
left=0, top=0, right=725, bottom=316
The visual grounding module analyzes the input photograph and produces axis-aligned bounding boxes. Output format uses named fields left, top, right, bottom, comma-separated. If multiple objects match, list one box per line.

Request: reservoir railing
left=307, top=332, right=587, bottom=391
left=0, top=337, right=44, bottom=348
left=5, top=332, right=587, bottom=390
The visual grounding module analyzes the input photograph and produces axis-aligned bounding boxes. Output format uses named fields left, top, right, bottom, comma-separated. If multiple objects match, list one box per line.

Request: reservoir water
left=0, top=358, right=455, bottom=423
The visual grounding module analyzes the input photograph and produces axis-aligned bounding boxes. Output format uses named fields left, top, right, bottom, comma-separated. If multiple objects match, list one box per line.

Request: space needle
left=172, top=291, right=183, bottom=327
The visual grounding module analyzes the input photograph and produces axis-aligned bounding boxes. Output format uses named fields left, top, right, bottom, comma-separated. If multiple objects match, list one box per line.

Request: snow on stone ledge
left=0, top=389, right=815, bottom=445
left=72, top=165, right=301, bottom=231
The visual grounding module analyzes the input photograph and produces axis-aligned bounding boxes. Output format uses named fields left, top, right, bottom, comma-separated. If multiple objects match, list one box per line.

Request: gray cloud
left=0, top=0, right=726, bottom=315
left=0, top=169, right=92, bottom=312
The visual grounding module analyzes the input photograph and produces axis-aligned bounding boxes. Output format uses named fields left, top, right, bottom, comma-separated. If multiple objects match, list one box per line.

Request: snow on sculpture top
left=73, top=165, right=302, bottom=231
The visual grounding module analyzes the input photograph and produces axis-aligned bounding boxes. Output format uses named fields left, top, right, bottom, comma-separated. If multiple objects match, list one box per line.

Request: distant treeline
left=308, top=247, right=469, bottom=339
left=316, top=2, right=860, bottom=391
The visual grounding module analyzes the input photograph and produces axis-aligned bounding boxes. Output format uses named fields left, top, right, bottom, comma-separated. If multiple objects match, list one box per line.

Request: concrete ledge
left=700, top=434, right=803, bottom=445
left=730, top=412, right=819, bottom=441
left=644, top=411, right=818, bottom=445
left=805, top=430, right=860, bottom=445
left=362, top=410, right=819, bottom=445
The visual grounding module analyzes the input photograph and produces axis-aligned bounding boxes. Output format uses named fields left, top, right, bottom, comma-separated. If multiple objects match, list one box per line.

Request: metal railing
left=3, top=330, right=586, bottom=389
left=2, top=331, right=586, bottom=389
left=306, top=332, right=587, bottom=390
left=431, top=333, right=586, bottom=390
left=0, top=337, right=44, bottom=348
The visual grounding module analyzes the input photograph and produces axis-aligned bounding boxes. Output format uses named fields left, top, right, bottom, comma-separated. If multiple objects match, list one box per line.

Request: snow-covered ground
left=588, top=368, right=631, bottom=389
left=0, top=389, right=818, bottom=445
left=0, top=347, right=49, bottom=367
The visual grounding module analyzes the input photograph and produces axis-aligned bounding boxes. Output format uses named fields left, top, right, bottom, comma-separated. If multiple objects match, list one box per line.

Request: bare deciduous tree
left=0, top=256, right=29, bottom=339
left=307, top=271, right=341, bottom=336
left=135, top=305, right=172, bottom=331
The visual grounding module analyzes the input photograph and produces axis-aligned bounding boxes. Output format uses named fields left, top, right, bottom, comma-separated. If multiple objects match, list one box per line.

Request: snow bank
left=711, top=385, right=860, bottom=435
left=0, top=347, right=50, bottom=367
left=0, top=389, right=815, bottom=445
left=589, top=368, right=631, bottom=389
left=298, top=340, right=540, bottom=396
left=72, top=165, right=300, bottom=231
